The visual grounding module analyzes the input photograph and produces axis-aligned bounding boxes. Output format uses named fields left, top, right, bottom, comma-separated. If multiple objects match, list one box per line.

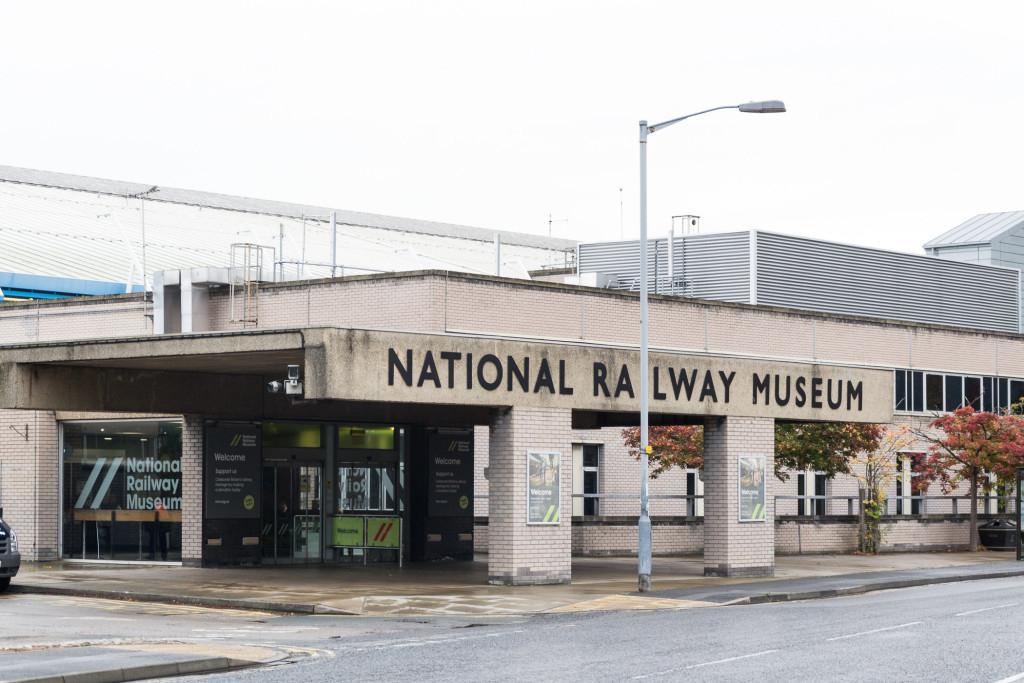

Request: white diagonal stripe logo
left=74, top=458, right=124, bottom=509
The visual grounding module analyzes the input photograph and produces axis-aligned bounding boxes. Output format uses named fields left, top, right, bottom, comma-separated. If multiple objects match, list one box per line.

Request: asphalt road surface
left=4, top=577, right=1024, bottom=681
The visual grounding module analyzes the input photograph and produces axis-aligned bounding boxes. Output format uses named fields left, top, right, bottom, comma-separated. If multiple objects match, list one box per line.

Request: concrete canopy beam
left=1, top=363, right=264, bottom=418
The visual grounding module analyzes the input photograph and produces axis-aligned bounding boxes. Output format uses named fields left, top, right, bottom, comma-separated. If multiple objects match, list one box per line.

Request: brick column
left=703, top=416, right=775, bottom=577
left=181, top=415, right=204, bottom=567
left=0, top=409, right=59, bottom=561
left=487, top=407, right=572, bottom=585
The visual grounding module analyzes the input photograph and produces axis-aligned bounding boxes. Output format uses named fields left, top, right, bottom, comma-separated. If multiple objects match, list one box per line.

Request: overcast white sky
left=3, top=1, right=1022, bottom=254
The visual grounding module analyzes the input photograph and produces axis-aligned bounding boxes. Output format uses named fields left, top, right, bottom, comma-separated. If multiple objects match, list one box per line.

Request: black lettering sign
left=847, top=381, right=864, bottom=411
left=699, top=370, right=718, bottom=402
left=558, top=360, right=574, bottom=395
left=653, top=367, right=667, bottom=400
left=593, top=362, right=610, bottom=397
left=388, top=348, right=413, bottom=386
left=795, top=376, right=807, bottom=407
left=534, top=358, right=555, bottom=393
left=477, top=354, right=502, bottom=391
left=418, top=350, right=441, bottom=387
left=508, top=356, right=529, bottom=392
left=774, top=374, right=791, bottom=406
left=614, top=365, right=634, bottom=398
left=811, top=377, right=823, bottom=409
left=670, top=368, right=698, bottom=400
left=719, top=371, right=735, bottom=403
left=827, top=378, right=843, bottom=409
left=752, top=373, right=770, bottom=405
left=440, top=351, right=462, bottom=389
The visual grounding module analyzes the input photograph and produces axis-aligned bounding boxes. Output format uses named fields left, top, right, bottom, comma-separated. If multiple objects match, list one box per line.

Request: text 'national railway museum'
left=1, top=167, right=1023, bottom=584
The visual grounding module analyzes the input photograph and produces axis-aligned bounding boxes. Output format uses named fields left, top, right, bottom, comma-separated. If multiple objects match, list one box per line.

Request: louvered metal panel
left=675, top=232, right=750, bottom=302
left=579, top=229, right=1020, bottom=333
left=755, top=232, right=1020, bottom=333
left=578, top=232, right=749, bottom=301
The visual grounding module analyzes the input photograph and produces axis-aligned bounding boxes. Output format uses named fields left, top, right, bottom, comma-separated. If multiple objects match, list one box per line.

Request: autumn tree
left=913, top=407, right=1024, bottom=551
left=623, top=422, right=884, bottom=482
left=621, top=425, right=703, bottom=478
left=850, top=425, right=914, bottom=553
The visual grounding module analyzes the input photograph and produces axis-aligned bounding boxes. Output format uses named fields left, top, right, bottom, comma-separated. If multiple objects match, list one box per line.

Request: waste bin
left=978, top=519, right=1017, bottom=550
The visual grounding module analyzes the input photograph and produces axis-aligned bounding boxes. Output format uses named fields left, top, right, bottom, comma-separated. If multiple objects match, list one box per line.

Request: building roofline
left=0, top=164, right=578, bottom=252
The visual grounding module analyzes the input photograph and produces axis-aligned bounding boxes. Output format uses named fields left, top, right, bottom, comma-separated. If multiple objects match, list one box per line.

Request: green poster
left=527, top=451, right=561, bottom=525
left=739, top=456, right=766, bottom=522
left=331, top=516, right=364, bottom=547
left=366, top=516, right=400, bottom=548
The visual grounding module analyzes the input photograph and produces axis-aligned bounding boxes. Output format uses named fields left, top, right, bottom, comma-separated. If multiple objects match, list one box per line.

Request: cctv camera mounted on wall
left=285, top=364, right=303, bottom=395
left=267, top=365, right=303, bottom=395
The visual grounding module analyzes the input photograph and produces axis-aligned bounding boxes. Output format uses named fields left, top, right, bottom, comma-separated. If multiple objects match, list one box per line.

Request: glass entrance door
left=262, top=463, right=323, bottom=563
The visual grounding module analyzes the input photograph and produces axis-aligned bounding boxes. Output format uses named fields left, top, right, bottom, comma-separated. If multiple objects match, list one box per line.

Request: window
left=895, top=370, right=1023, bottom=414
left=797, top=471, right=826, bottom=516
left=572, top=443, right=601, bottom=516
left=896, top=454, right=924, bottom=515
left=61, top=420, right=183, bottom=562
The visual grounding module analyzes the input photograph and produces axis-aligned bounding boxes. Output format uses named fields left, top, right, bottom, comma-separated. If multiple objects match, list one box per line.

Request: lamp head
left=738, top=100, right=786, bottom=113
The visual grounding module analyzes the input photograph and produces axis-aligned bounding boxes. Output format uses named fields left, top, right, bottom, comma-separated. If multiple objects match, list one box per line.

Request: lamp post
left=637, top=100, right=785, bottom=592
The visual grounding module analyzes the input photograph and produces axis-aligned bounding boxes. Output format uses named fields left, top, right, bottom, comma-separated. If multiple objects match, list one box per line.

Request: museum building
left=0, top=167, right=1022, bottom=584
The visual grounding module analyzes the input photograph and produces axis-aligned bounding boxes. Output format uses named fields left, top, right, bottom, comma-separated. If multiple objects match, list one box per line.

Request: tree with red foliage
left=914, top=407, right=1024, bottom=551
left=621, top=425, right=703, bottom=478
left=622, top=422, right=883, bottom=482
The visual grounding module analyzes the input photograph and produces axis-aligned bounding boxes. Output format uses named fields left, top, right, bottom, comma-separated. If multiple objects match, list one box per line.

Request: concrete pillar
left=181, top=415, right=204, bottom=567
left=703, top=416, right=775, bottom=577
left=487, top=406, right=572, bottom=585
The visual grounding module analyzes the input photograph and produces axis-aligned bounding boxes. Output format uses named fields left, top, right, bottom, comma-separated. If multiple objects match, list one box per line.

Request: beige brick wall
left=180, top=415, right=204, bottom=567
left=0, top=296, right=150, bottom=344
left=0, top=409, right=59, bottom=561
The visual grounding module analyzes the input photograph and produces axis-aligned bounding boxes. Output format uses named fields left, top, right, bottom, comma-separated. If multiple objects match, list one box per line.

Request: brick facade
left=2, top=270, right=1023, bottom=573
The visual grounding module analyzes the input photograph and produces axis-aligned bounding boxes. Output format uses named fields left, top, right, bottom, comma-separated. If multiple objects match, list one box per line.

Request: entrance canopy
left=0, top=327, right=894, bottom=424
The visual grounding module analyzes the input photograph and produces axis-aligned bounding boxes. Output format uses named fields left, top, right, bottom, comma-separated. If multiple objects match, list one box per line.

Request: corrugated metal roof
left=0, top=165, right=577, bottom=251
left=923, top=211, right=1024, bottom=249
left=0, top=166, right=577, bottom=289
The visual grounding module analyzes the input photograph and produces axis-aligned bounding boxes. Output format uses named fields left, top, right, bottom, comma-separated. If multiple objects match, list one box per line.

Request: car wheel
left=0, top=578, right=9, bottom=594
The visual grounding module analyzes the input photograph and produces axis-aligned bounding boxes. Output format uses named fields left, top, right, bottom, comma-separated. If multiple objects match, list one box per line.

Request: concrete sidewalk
left=9, top=551, right=1023, bottom=616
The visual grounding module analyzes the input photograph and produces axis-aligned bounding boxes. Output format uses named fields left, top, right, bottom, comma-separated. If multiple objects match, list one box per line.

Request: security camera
left=267, top=381, right=284, bottom=394
left=287, top=364, right=300, bottom=381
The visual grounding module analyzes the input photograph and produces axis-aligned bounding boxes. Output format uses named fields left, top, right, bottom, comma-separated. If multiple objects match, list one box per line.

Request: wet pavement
left=8, top=551, right=1023, bottom=616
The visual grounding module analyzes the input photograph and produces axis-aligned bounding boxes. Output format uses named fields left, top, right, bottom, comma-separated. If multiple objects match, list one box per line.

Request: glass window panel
left=582, top=444, right=599, bottom=467
left=1011, top=381, right=1024, bottom=413
left=894, top=371, right=907, bottom=411
left=983, top=377, right=994, bottom=413
left=369, top=468, right=382, bottom=511
left=61, top=420, right=182, bottom=562
left=925, top=374, right=944, bottom=411
left=338, top=467, right=369, bottom=512
left=383, top=469, right=396, bottom=512
left=263, top=422, right=322, bottom=448
left=944, top=375, right=963, bottom=412
left=912, top=371, right=924, bottom=412
left=999, top=378, right=1010, bottom=411
left=964, top=377, right=982, bottom=411
left=337, top=427, right=395, bottom=450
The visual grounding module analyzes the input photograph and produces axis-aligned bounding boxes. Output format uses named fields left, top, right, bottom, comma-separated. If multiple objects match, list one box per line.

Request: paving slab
left=7, top=551, right=1020, bottom=617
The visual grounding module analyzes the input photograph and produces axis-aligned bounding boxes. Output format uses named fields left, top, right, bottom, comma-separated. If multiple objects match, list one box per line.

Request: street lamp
left=637, top=100, right=786, bottom=592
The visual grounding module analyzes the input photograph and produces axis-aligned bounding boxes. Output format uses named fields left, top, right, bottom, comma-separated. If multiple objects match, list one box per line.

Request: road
left=3, top=577, right=1024, bottom=681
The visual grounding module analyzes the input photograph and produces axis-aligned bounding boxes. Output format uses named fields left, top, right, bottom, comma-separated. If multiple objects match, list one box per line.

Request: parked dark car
left=0, top=508, right=20, bottom=593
